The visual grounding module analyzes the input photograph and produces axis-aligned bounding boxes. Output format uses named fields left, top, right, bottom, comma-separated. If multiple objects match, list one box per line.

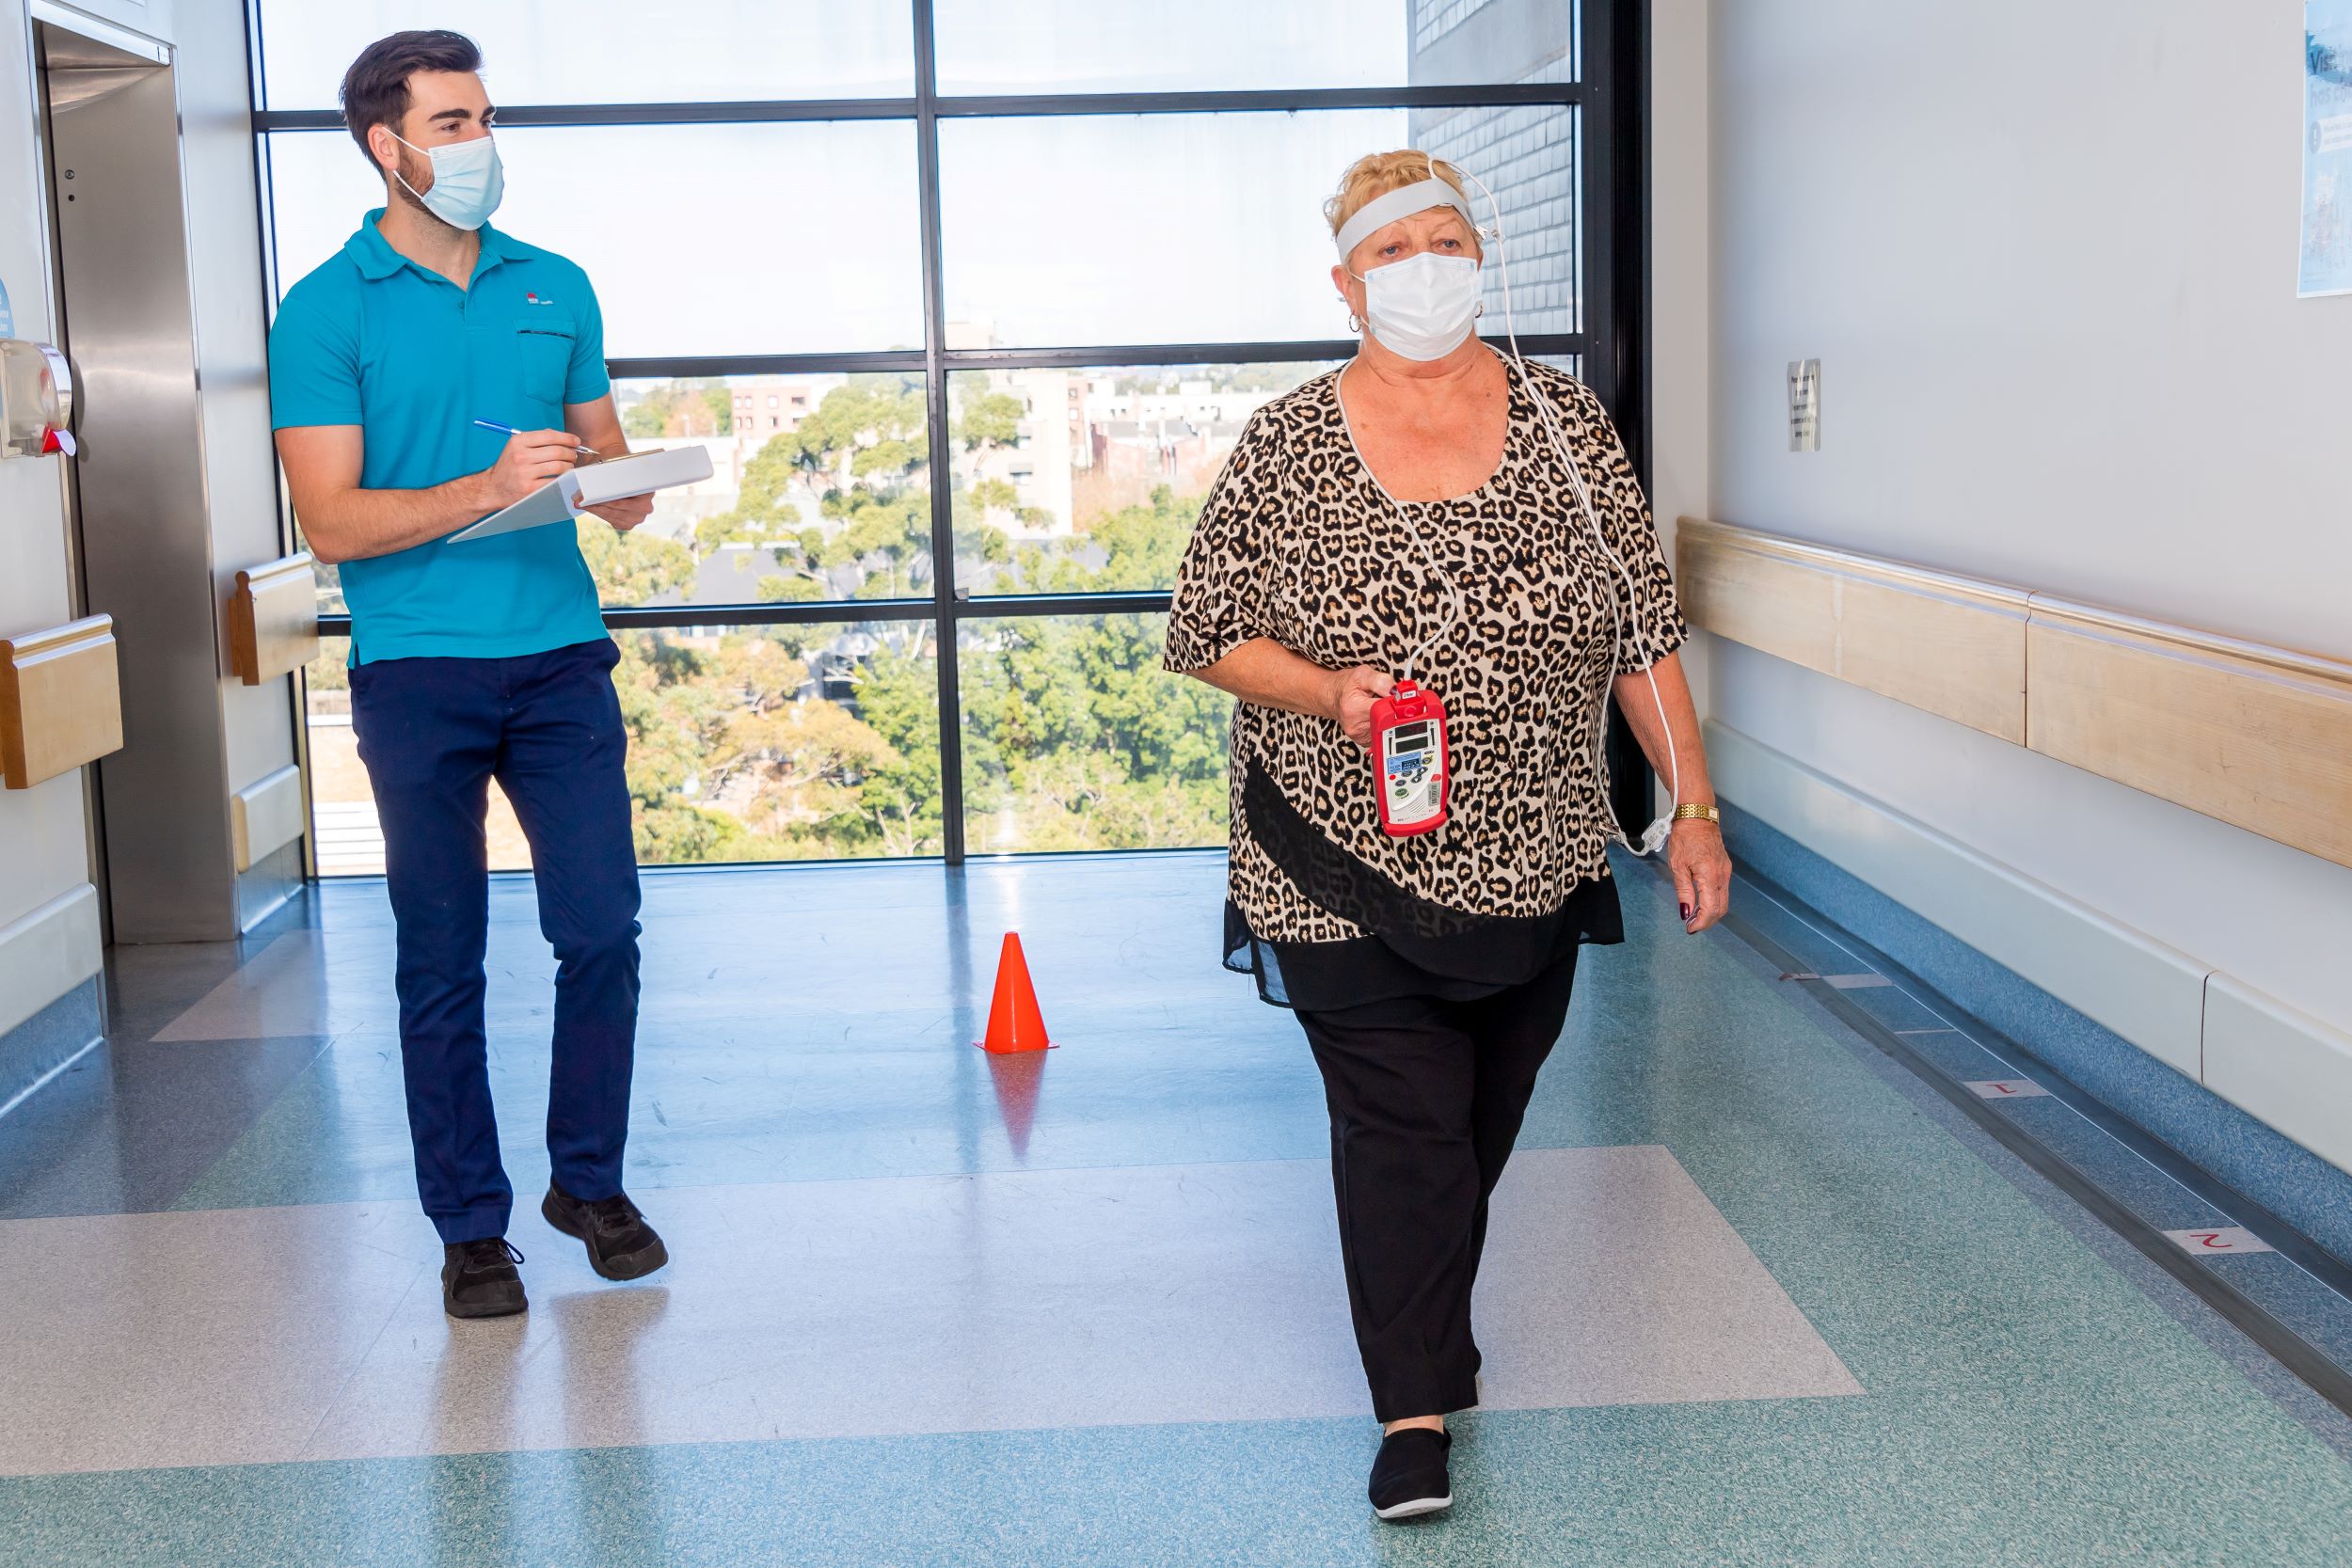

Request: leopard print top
left=1163, top=356, right=1687, bottom=945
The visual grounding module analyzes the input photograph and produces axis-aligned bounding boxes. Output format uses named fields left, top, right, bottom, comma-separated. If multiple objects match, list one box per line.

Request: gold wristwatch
left=1670, top=802, right=1721, bottom=826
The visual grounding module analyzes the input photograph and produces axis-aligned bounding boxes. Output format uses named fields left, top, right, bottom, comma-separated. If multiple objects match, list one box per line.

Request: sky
left=257, top=1, right=1432, bottom=106
left=260, top=1, right=1573, bottom=353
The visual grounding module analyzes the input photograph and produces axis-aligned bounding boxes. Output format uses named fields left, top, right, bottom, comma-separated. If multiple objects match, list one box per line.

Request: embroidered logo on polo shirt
left=525, top=291, right=556, bottom=305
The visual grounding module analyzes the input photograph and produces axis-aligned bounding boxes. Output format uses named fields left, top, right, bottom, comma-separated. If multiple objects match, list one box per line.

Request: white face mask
left=390, top=131, right=505, bottom=231
left=1359, top=252, right=1483, bottom=360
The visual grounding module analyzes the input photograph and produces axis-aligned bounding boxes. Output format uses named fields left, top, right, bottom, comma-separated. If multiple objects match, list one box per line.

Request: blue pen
left=472, top=418, right=600, bottom=459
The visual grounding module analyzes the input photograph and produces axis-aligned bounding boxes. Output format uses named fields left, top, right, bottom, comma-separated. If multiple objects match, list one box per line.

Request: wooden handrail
left=0, top=614, right=123, bottom=790
left=1677, top=517, right=2352, bottom=872
left=1675, top=516, right=2031, bottom=744
left=228, top=551, right=319, bottom=685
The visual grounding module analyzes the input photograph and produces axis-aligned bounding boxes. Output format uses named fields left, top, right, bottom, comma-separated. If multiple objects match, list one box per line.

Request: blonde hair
left=1323, top=150, right=1471, bottom=240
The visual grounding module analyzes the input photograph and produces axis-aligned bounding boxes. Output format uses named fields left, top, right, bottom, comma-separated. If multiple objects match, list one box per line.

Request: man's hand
left=480, top=429, right=580, bottom=511
left=585, top=490, right=655, bottom=531
left=1326, top=665, right=1397, bottom=749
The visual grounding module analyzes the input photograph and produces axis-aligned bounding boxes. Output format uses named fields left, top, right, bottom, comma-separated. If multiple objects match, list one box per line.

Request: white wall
left=0, top=0, right=102, bottom=1034
left=177, top=0, right=303, bottom=927
left=1647, top=0, right=1712, bottom=730
left=1698, top=0, right=2352, bottom=1168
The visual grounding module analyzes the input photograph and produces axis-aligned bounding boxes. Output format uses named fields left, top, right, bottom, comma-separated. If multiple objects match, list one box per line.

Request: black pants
left=350, top=639, right=643, bottom=1245
left=1294, top=950, right=1581, bottom=1422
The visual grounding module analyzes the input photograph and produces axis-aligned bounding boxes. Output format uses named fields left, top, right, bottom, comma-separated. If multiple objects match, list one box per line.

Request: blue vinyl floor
left=2, top=851, right=2349, bottom=1566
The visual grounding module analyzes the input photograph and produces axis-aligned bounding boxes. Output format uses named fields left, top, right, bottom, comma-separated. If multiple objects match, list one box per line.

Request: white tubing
left=1450, top=160, right=1680, bottom=857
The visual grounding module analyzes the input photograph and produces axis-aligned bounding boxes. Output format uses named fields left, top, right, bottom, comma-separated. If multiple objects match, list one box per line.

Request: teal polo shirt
left=268, top=211, right=612, bottom=664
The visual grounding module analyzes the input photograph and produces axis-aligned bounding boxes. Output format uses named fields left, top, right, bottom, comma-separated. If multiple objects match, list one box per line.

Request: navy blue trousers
left=350, top=638, right=642, bottom=1245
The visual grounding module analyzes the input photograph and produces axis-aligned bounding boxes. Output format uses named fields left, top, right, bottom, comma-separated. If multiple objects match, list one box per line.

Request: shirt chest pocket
left=509, top=315, right=577, bottom=407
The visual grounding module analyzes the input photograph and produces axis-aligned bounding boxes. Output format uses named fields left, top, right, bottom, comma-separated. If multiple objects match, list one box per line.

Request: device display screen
left=1389, top=721, right=1430, bottom=753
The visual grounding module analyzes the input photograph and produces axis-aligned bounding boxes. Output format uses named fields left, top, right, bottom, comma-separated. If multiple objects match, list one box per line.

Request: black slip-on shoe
left=442, top=1238, right=528, bottom=1320
left=1370, top=1428, right=1453, bottom=1522
left=542, top=1180, right=670, bottom=1281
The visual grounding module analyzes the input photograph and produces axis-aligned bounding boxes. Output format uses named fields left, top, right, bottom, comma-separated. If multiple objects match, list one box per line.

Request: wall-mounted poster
left=2304, top=2, right=2352, bottom=295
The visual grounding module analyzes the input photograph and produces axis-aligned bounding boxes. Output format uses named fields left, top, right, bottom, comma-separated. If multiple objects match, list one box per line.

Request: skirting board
left=0, top=974, right=103, bottom=1123
left=1708, top=720, right=2352, bottom=1203
left=0, top=882, right=103, bottom=1041
left=1706, top=720, right=2207, bottom=1076
left=2203, top=978, right=2352, bottom=1193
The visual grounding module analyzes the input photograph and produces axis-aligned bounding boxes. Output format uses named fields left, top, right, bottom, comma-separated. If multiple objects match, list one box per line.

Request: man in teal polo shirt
left=269, top=29, right=667, bottom=1319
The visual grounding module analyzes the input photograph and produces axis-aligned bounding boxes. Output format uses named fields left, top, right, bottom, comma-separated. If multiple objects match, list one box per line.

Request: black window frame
left=250, top=0, right=1647, bottom=867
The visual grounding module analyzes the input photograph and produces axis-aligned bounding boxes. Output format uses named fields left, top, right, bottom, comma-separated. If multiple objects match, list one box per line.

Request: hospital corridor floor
left=2, top=852, right=2349, bottom=1566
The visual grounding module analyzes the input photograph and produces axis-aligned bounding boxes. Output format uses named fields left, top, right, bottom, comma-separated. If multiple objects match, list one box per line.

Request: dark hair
left=339, top=30, right=483, bottom=167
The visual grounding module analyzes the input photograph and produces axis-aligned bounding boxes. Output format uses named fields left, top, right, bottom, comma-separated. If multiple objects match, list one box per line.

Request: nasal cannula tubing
left=1357, top=154, right=1681, bottom=856
left=1333, top=386, right=1465, bottom=689
left=1462, top=153, right=1679, bottom=855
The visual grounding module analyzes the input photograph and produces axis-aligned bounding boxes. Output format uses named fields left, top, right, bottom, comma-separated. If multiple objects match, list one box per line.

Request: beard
left=389, top=149, right=458, bottom=232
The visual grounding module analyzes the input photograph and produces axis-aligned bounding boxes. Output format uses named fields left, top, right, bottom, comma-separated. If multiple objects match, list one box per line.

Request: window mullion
left=912, top=0, right=966, bottom=865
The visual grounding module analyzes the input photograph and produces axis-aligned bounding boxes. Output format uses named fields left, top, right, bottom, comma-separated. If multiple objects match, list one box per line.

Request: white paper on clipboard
left=445, top=445, right=714, bottom=543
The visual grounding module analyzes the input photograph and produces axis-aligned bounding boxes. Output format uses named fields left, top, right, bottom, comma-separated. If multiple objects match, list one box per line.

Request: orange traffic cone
left=977, top=933, right=1054, bottom=1053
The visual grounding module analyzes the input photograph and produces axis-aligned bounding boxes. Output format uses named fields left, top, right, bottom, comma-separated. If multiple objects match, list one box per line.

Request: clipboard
left=446, top=445, right=715, bottom=544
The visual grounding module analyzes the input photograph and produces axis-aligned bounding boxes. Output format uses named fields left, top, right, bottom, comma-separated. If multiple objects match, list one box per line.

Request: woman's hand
left=1669, top=817, right=1732, bottom=934
left=1325, top=665, right=1397, bottom=749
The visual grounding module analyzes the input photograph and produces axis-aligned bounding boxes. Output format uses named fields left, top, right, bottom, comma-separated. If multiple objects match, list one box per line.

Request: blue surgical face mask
left=391, top=130, right=505, bottom=231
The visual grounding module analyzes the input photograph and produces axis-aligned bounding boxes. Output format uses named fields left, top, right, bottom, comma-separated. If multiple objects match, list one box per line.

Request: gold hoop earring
left=1347, top=312, right=1363, bottom=334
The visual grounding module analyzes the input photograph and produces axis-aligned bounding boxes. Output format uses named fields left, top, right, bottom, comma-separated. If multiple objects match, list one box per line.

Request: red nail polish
left=1680, top=903, right=1692, bottom=921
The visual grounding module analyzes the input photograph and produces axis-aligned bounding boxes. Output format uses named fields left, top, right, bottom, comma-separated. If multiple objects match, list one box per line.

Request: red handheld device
left=1370, top=680, right=1451, bottom=836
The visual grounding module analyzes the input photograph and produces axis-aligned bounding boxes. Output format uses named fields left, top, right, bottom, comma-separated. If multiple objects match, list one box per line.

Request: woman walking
left=1163, top=150, right=1732, bottom=1521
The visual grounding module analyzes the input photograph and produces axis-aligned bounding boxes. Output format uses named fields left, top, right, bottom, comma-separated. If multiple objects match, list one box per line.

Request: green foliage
left=957, top=594, right=1231, bottom=854
left=577, top=517, right=696, bottom=605
left=953, top=389, right=1024, bottom=450
left=582, top=372, right=1235, bottom=864
left=693, top=372, right=933, bottom=604
left=620, top=378, right=732, bottom=438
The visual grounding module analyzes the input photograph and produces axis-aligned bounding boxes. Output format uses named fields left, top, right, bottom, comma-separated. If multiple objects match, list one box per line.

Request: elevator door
left=36, top=12, right=244, bottom=942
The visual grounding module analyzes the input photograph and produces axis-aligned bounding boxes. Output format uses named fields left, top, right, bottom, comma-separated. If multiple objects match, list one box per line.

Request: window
left=264, top=123, right=926, bottom=356
left=930, top=0, right=1573, bottom=94
left=946, top=360, right=1334, bottom=597
left=959, top=612, right=1230, bottom=852
left=939, top=104, right=1570, bottom=349
left=253, top=1, right=916, bottom=108
left=252, top=0, right=1619, bottom=871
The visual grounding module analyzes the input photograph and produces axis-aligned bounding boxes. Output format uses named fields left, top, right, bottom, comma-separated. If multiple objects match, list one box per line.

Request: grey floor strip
left=0, top=1148, right=1855, bottom=1477
left=1708, top=870, right=2352, bottom=1425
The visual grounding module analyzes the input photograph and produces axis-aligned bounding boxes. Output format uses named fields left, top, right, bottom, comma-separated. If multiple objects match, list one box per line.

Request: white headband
left=1332, top=178, right=1474, bottom=261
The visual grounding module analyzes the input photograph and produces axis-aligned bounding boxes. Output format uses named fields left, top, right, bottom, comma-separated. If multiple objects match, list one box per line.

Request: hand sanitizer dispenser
left=0, top=338, right=76, bottom=459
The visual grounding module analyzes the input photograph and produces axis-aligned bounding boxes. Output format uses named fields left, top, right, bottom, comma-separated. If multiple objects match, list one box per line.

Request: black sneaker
left=442, top=1238, right=528, bottom=1320
left=542, top=1180, right=670, bottom=1281
left=1370, top=1428, right=1453, bottom=1521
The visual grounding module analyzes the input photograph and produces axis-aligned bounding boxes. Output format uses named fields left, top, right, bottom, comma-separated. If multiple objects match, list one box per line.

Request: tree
left=954, top=389, right=1024, bottom=450
left=565, top=371, right=1261, bottom=866
left=694, top=373, right=937, bottom=634
left=620, top=378, right=732, bottom=439
left=954, top=481, right=1233, bottom=854
left=576, top=516, right=695, bottom=604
